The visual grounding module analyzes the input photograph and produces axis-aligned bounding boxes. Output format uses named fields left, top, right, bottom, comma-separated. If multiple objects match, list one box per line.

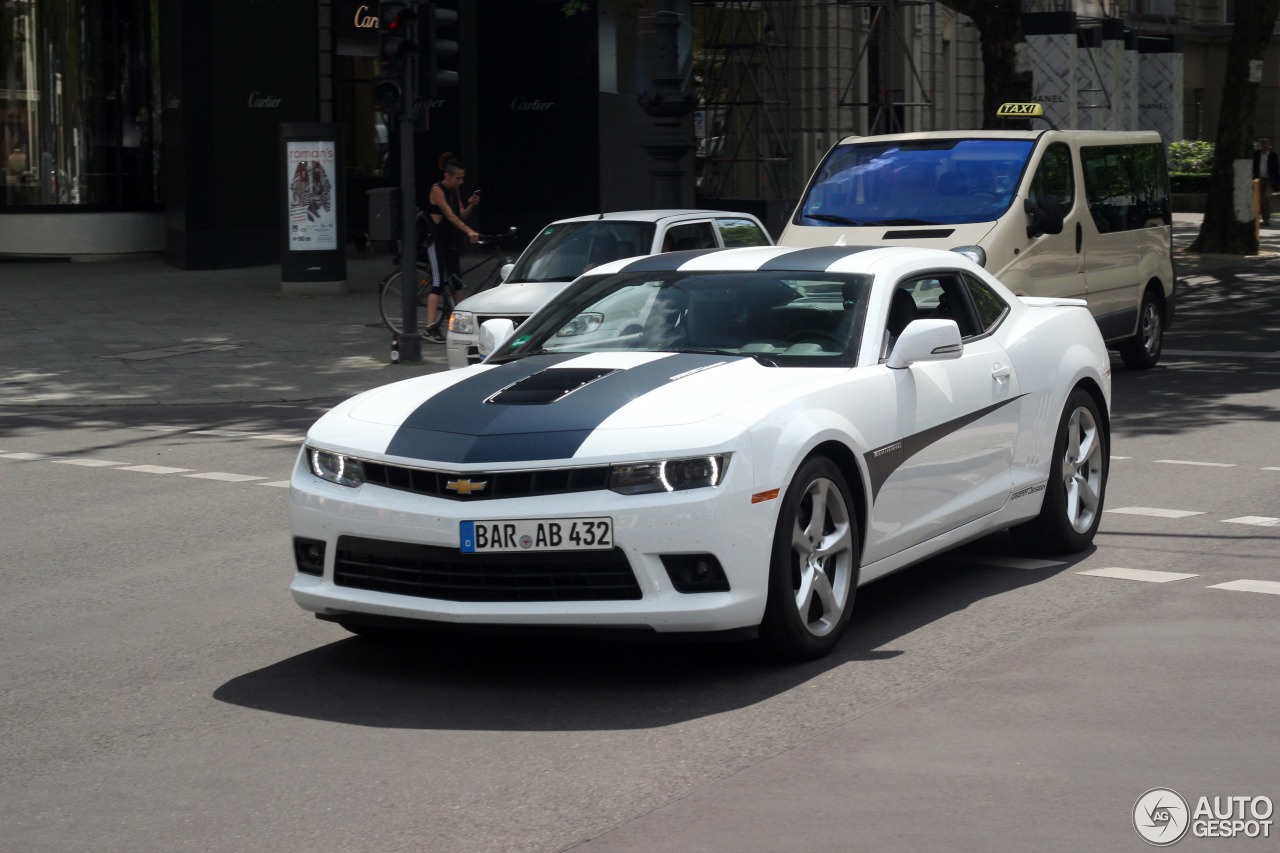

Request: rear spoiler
left=1020, top=296, right=1087, bottom=308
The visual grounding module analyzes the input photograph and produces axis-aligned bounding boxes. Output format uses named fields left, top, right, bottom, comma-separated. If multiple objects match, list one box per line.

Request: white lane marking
left=259, top=481, right=292, bottom=488
left=1110, top=455, right=1131, bottom=460
left=53, top=458, right=125, bottom=468
left=191, top=429, right=255, bottom=437
left=1, top=452, right=64, bottom=461
left=1208, top=580, right=1280, bottom=596
left=1163, top=349, right=1280, bottom=360
left=136, top=425, right=184, bottom=432
left=1155, top=459, right=1236, bottom=468
left=75, top=420, right=119, bottom=427
left=118, top=465, right=195, bottom=474
left=1105, top=507, right=1205, bottom=518
left=1264, top=467, right=1280, bottom=472
left=255, top=434, right=306, bottom=442
left=960, top=554, right=1067, bottom=570
left=1223, top=516, right=1280, bottom=527
left=1078, top=567, right=1199, bottom=583
left=184, top=472, right=268, bottom=482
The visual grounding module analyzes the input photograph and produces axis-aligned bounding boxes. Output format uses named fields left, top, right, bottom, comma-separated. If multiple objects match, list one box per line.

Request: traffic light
left=420, top=2, right=459, bottom=99
left=373, top=1, right=417, bottom=112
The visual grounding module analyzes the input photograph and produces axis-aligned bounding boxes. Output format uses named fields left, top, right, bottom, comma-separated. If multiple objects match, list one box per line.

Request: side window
left=1028, top=142, right=1075, bottom=212
left=716, top=217, right=769, bottom=247
left=962, top=274, right=1010, bottom=334
left=884, top=274, right=980, bottom=358
left=661, top=221, right=718, bottom=252
left=1131, top=143, right=1172, bottom=228
left=1081, top=145, right=1135, bottom=234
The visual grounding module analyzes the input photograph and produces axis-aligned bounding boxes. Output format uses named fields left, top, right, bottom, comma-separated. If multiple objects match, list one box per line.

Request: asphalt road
left=2, top=279, right=1278, bottom=851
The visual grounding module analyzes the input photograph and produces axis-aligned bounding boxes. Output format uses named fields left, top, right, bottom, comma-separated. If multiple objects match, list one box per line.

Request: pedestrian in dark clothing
left=423, top=154, right=480, bottom=341
left=1253, top=138, right=1280, bottom=226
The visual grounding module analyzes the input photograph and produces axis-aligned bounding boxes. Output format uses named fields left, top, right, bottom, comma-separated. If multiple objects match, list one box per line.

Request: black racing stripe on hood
left=384, top=352, right=737, bottom=464
left=617, top=248, right=723, bottom=273
left=757, top=246, right=876, bottom=272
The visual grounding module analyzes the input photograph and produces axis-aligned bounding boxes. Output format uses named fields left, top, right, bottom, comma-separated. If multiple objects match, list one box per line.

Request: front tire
left=1119, top=288, right=1163, bottom=370
left=760, top=457, right=860, bottom=661
left=1012, top=387, right=1108, bottom=554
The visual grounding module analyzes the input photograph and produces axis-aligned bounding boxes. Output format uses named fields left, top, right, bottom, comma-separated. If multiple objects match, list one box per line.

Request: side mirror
left=477, top=318, right=517, bottom=356
left=499, top=263, right=514, bottom=283
left=887, top=319, right=963, bottom=369
left=1025, top=193, right=1065, bottom=238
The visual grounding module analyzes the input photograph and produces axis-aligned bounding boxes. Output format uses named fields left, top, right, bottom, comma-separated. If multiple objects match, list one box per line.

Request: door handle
left=991, top=364, right=1013, bottom=381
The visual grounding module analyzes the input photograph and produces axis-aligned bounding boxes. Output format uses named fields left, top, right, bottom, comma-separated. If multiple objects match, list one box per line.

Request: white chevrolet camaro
left=291, top=245, right=1111, bottom=660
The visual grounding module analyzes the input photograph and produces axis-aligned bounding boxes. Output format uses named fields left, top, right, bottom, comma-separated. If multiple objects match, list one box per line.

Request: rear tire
left=1119, top=288, right=1163, bottom=370
left=760, top=457, right=860, bottom=661
left=1012, top=387, right=1108, bottom=554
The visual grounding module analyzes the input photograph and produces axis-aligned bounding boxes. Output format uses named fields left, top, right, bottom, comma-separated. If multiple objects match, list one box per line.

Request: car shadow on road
left=213, top=536, right=1087, bottom=731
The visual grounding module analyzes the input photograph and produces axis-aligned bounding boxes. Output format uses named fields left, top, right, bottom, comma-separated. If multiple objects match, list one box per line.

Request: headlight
left=308, top=447, right=365, bottom=488
left=555, top=312, right=603, bottom=337
left=448, top=311, right=474, bottom=335
left=609, top=454, right=730, bottom=495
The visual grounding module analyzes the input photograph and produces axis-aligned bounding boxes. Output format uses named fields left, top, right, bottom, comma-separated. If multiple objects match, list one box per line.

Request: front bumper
left=288, top=449, right=777, bottom=633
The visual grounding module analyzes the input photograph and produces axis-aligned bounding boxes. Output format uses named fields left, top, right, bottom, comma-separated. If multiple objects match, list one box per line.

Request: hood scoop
left=486, top=367, right=618, bottom=405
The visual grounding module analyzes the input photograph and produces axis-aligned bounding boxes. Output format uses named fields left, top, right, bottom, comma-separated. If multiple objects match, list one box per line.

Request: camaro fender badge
left=873, top=441, right=903, bottom=458
left=446, top=478, right=489, bottom=495
left=1011, top=482, right=1047, bottom=500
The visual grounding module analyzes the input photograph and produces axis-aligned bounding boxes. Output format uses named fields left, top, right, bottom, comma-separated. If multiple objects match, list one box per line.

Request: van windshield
left=795, top=138, right=1036, bottom=227
left=507, top=221, right=657, bottom=283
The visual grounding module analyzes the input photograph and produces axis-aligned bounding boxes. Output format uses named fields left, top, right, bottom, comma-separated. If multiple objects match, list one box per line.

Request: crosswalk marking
left=184, top=472, right=268, bottom=482
left=258, top=481, right=292, bottom=488
left=53, top=458, right=124, bottom=468
left=1, top=451, right=61, bottom=461
left=1156, top=459, right=1235, bottom=467
left=1223, top=516, right=1280, bottom=527
left=1208, top=580, right=1280, bottom=596
left=1078, top=567, right=1199, bottom=583
left=117, top=465, right=194, bottom=474
left=255, top=434, right=306, bottom=442
left=191, top=430, right=256, bottom=437
left=1105, top=506, right=1205, bottom=518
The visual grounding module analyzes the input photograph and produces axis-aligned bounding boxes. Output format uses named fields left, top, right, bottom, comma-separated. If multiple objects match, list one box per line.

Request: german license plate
left=460, top=517, right=613, bottom=553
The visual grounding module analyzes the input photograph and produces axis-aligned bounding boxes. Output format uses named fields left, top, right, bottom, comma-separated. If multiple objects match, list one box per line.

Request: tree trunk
left=1189, top=0, right=1280, bottom=255
left=938, top=1, right=1034, bottom=129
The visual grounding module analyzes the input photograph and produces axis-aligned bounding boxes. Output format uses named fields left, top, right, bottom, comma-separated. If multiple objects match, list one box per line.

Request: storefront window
left=1, top=0, right=160, bottom=207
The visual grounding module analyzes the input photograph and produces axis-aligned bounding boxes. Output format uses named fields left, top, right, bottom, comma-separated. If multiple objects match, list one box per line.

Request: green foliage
left=1168, top=140, right=1214, bottom=175
left=562, top=0, right=591, bottom=16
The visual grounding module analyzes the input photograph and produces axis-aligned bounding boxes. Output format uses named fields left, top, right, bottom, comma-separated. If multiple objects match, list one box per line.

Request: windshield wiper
left=806, top=214, right=873, bottom=226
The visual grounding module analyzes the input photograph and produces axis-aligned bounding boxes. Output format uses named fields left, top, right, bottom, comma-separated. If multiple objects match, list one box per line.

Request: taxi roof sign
left=996, top=102, right=1044, bottom=118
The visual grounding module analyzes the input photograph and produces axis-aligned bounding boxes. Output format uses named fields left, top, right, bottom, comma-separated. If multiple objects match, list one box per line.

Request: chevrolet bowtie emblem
left=445, top=478, right=488, bottom=495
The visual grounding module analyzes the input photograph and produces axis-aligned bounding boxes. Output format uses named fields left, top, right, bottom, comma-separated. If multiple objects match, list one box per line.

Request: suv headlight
left=448, top=311, right=474, bottom=335
left=308, top=447, right=365, bottom=488
left=556, top=312, right=604, bottom=337
left=609, top=454, right=729, bottom=495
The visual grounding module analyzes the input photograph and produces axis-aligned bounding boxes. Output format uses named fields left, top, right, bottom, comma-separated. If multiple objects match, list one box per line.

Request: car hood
left=454, top=281, right=573, bottom=316
left=311, top=352, right=835, bottom=466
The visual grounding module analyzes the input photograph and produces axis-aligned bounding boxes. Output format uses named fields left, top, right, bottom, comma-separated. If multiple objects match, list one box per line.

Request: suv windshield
left=492, top=270, right=871, bottom=368
left=795, top=138, right=1036, bottom=227
left=506, top=221, right=657, bottom=283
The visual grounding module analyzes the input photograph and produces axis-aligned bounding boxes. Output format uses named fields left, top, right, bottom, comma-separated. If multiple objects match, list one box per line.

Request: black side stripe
left=863, top=393, right=1028, bottom=500
left=617, top=248, right=722, bottom=272
left=384, top=352, right=736, bottom=464
left=757, top=246, right=877, bottom=272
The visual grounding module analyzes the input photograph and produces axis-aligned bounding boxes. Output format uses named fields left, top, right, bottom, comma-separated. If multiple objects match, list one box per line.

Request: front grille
left=362, top=461, right=610, bottom=501
left=335, top=536, right=642, bottom=602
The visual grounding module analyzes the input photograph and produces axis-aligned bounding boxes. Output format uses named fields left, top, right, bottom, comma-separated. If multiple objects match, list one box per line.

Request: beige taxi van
left=780, top=105, right=1175, bottom=369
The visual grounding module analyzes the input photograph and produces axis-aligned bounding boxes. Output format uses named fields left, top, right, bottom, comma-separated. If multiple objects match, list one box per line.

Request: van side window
left=1081, top=143, right=1170, bottom=234
left=962, top=274, right=1009, bottom=333
left=1028, top=142, right=1075, bottom=211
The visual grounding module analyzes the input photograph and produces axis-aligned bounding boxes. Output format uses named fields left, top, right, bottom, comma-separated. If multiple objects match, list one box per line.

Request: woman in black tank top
left=422, top=155, right=480, bottom=339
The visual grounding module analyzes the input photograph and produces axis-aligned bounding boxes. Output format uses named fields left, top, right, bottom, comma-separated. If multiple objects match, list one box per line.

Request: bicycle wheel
left=379, top=264, right=433, bottom=337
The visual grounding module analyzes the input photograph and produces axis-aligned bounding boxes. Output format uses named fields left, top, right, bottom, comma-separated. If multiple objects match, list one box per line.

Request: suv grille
left=362, top=461, right=610, bottom=501
left=334, top=536, right=642, bottom=602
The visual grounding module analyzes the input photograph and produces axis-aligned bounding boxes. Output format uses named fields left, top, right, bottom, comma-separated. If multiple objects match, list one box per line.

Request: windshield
left=795, top=138, right=1036, bottom=227
left=506, top=221, right=658, bottom=283
left=491, top=270, right=872, bottom=368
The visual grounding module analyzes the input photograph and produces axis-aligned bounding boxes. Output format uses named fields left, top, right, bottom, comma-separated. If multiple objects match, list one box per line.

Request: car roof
left=550, top=209, right=765, bottom=225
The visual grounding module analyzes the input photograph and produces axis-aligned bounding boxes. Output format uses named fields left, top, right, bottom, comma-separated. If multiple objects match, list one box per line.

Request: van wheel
left=1119, top=289, right=1163, bottom=370
left=759, top=457, right=859, bottom=661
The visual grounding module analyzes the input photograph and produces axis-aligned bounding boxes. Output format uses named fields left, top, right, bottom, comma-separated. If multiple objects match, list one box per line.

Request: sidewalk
left=0, top=214, right=1274, bottom=407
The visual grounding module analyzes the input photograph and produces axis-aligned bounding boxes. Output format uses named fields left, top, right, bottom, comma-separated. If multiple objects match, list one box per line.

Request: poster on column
left=286, top=141, right=337, bottom=251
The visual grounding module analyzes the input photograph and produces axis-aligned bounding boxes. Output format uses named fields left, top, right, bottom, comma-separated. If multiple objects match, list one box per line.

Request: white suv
left=445, top=209, right=772, bottom=368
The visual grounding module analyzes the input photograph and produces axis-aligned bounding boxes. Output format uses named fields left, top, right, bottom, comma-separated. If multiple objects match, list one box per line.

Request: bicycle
left=378, top=221, right=519, bottom=340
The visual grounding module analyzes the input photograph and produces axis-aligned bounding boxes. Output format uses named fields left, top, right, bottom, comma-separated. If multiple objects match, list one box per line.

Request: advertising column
left=280, top=123, right=346, bottom=293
